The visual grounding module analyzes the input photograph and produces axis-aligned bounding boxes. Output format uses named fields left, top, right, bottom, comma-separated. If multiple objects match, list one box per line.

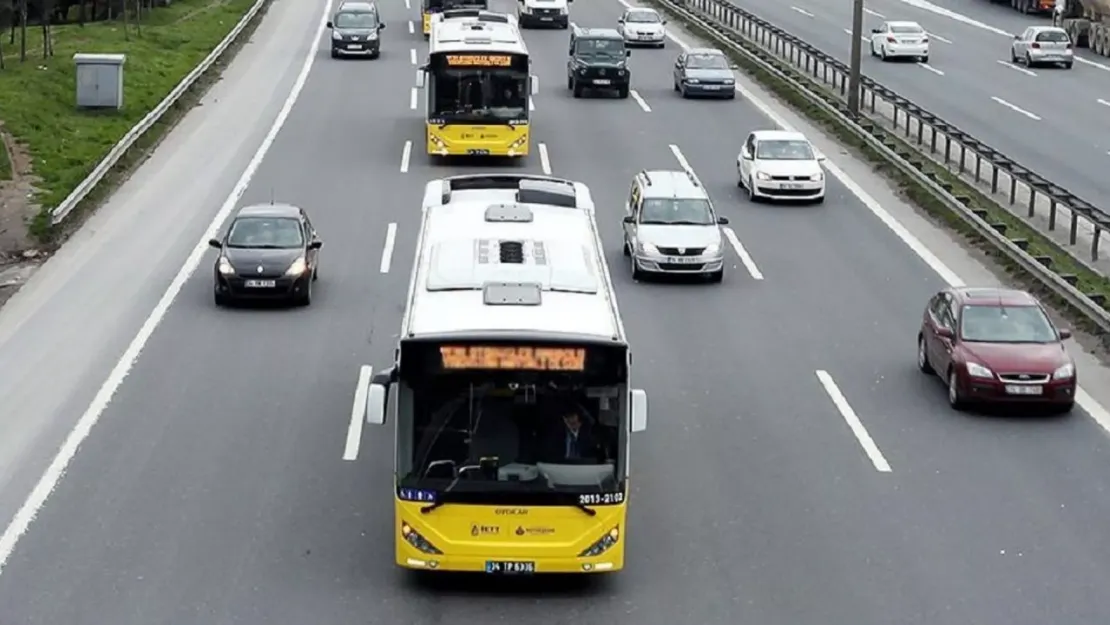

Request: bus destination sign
left=439, top=345, right=586, bottom=371
left=445, top=54, right=513, bottom=67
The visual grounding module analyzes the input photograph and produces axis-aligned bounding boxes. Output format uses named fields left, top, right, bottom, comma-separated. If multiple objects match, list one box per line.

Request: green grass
left=645, top=0, right=1110, bottom=342
left=0, top=0, right=258, bottom=235
left=0, top=132, right=10, bottom=181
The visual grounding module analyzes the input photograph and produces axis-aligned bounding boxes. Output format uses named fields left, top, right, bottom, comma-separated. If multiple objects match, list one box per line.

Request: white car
left=618, top=8, right=666, bottom=48
left=1011, top=26, right=1073, bottom=68
left=517, top=0, right=569, bottom=29
left=869, top=20, right=929, bottom=63
left=737, top=130, right=826, bottom=203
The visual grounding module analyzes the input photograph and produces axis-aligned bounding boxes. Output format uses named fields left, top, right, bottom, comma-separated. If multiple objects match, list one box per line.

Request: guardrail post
left=1094, top=227, right=1102, bottom=261
left=973, top=155, right=981, bottom=184
left=1070, top=213, right=1079, bottom=245
left=1028, top=193, right=1036, bottom=219
left=1048, top=198, right=1057, bottom=231
left=1009, top=178, right=1017, bottom=205
left=943, top=136, right=951, bottom=164
left=990, top=166, right=999, bottom=194
left=958, top=144, right=965, bottom=174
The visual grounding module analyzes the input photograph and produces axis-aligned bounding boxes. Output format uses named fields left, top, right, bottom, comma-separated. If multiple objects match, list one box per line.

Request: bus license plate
left=593, top=79, right=610, bottom=85
left=244, top=280, right=276, bottom=288
left=486, top=561, right=535, bottom=574
left=467, top=149, right=490, bottom=155
left=1005, top=385, right=1043, bottom=395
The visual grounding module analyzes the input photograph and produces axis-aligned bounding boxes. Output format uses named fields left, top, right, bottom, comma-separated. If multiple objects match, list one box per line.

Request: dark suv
left=567, top=26, right=631, bottom=99
left=327, top=1, right=385, bottom=59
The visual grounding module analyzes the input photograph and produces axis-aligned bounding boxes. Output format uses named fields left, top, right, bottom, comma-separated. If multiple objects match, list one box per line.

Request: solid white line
left=1076, top=56, right=1110, bottom=71
left=630, top=89, right=652, bottom=112
left=1098, top=98, right=1110, bottom=108
left=0, top=0, right=339, bottom=580
left=408, top=20, right=414, bottom=34
left=926, top=32, right=952, bottom=44
left=864, top=8, right=884, bottom=18
left=410, top=87, right=418, bottom=110
left=916, top=62, right=944, bottom=75
left=410, top=48, right=417, bottom=65
left=815, top=370, right=892, bottom=472
left=997, top=59, right=1036, bottom=76
left=623, top=0, right=1110, bottom=438
left=379, top=223, right=397, bottom=273
left=529, top=96, right=535, bottom=111
left=723, top=227, right=765, bottom=280
left=344, top=365, right=373, bottom=461
left=538, top=142, right=552, bottom=175
left=991, top=96, right=1040, bottom=120
left=400, top=141, right=412, bottom=173
left=668, top=143, right=692, bottom=171
left=790, top=5, right=813, bottom=17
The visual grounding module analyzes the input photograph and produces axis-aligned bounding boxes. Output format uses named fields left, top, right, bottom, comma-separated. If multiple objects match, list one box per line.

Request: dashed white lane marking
left=917, top=62, right=944, bottom=75
left=379, top=223, right=397, bottom=273
left=630, top=89, right=652, bottom=112
left=991, top=96, right=1040, bottom=120
left=997, top=59, right=1036, bottom=77
left=344, top=365, right=373, bottom=461
left=400, top=140, right=412, bottom=173
left=538, top=142, right=552, bottom=175
left=790, top=6, right=813, bottom=17
left=816, top=370, right=892, bottom=473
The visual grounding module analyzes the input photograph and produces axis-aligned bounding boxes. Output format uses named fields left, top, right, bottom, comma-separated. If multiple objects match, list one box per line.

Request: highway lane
left=745, top=0, right=1110, bottom=205
left=3, top=0, right=1110, bottom=623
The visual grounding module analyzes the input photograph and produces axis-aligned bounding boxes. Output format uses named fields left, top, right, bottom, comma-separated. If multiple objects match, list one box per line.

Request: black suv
left=567, top=26, right=631, bottom=99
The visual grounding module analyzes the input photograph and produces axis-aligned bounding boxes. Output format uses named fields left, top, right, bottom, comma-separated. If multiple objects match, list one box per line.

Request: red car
left=917, top=287, right=1076, bottom=412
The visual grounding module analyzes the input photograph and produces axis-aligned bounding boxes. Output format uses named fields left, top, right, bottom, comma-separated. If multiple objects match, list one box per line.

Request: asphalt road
left=3, top=0, right=1110, bottom=622
left=744, top=0, right=1110, bottom=208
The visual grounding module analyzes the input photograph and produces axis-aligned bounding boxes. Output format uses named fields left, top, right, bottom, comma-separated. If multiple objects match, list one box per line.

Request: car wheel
left=917, top=335, right=934, bottom=374
left=673, top=78, right=679, bottom=92
left=680, top=84, right=688, bottom=98
left=869, top=41, right=876, bottom=56
left=920, top=55, right=929, bottom=63
left=1026, top=52, right=1035, bottom=67
left=630, top=254, right=645, bottom=281
left=567, top=75, right=574, bottom=90
left=947, top=369, right=966, bottom=410
left=330, top=49, right=340, bottom=59
left=880, top=45, right=888, bottom=61
left=617, top=85, right=630, bottom=99
left=573, top=82, right=584, bottom=98
left=622, top=239, right=631, bottom=257
left=214, top=290, right=229, bottom=307
left=313, top=266, right=319, bottom=282
left=294, top=281, right=312, bottom=307
left=707, top=269, right=724, bottom=284
left=1052, top=401, right=1076, bottom=415
left=746, top=175, right=756, bottom=202
left=1011, top=48, right=1018, bottom=63
left=1064, top=61, right=1073, bottom=69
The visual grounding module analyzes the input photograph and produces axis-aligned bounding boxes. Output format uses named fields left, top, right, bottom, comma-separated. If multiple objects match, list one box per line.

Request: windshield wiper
left=574, top=501, right=597, bottom=517
left=667, top=220, right=711, bottom=225
left=419, top=474, right=461, bottom=514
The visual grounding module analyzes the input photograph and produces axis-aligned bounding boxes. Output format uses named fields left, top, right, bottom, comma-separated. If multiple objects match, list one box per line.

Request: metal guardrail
left=49, top=0, right=270, bottom=225
left=675, top=0, right=1110, bottom=271
left=649, top=0, right=1110, bottom=332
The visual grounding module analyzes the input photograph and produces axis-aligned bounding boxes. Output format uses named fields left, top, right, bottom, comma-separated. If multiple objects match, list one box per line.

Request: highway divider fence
left=674, top=0, right=1110, bottom=273
left=50, top=0, right=270, bottom=225
left=649, top=0, right=1110, bottom=333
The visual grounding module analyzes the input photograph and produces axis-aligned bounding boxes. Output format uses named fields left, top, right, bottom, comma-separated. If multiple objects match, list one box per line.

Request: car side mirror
left=626, top=50, right=631, bottom=57
left=729, top=63, right=738, bottom=69
left=662, top=19, right=668, bottom=24
left=936, top=327, right=954, bottom=339
left=817, top=154, right=827, bottom=162
left=617, top=18, right=624, bottom=23
left=871, top=28, right=880, bottom=33
left=416, top=67, right=426, bottom=89
left=717, top=216, right=729, bottom=224
left=1059, top=328, right=1073, bottom=340
left=1014, top=34, right=1021, bottom=40
left=530, top=75, right=539, bottom=95
left=379, top=22, right=386, bottom=29
left=740, top=148, right=751, bottom=159
left=365, top=367, right=397, bottom=425
left=326, top=20, right=334, bottom=28
left=630, top=389, right=648, bottom=433
left=309, top=240, right=323, bottom=249
left=622, top=216, right=635, bottom=224
left=208, top=238, right=222, bottom=249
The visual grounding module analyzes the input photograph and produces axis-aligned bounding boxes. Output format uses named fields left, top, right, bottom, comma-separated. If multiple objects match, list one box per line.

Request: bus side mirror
left=530, top=75, right=539, bottom=95
left=630, top=389, right=647, bottom=432
left=416, top=67, right=426, bottom=89
left=365, top=367, right=396, bottom=425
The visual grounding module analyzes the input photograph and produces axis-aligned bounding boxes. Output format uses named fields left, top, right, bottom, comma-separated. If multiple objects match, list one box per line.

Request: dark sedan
left=917, top=287, right=1076, bottom=413
left=673, top=48, right=736, bottom=99
left=208, top=203, right=322, bottom=307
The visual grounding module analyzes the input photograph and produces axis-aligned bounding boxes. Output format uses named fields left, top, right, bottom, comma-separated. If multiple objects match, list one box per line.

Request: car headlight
left=755, top=171, right=771, bottom=181
left=368, top=32, right=378, bottom=40
left=578, top=527, right=620, bottom=558
left=332, top=31, right=342, bottom=40
left=723, top=79, right=735, bottom=85
left=685, top=78, right=700, bottom=84
left=401, top=522, right=443, bottom=555
left=966, top=362, right=993, bottom=379
left=703, top=243, right=720, bottom=255
left=218, top=257, right=235, bottom=275
left=639, top=242, right=659, bottom=255
left=810, top=172, right=824, bottom=181
left=285, top=257, right=308, bottom=276
left=1053, top=363, right=1075, bottom=380
left=559, top=6, right=567, bottom=13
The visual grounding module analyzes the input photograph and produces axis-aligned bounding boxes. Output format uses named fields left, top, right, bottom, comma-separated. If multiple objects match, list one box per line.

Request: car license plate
left=540, top=16, right=552, bottom=20
left=467, top=149, right=490, bottom=155
left=703, top=85, right=720, bottom=90
left=1005, top=385, right=1043, bottom=395
left=486, top=560, right=535, bottom=574
left=347, top=44, right=362, bottom=50
left=593, top=79, right=610, bottom=85
left=244, top=280, right=276, bottom=288
left=666, top=256, right=701, bottom=264
left=780, top=183, right=803, bottom=189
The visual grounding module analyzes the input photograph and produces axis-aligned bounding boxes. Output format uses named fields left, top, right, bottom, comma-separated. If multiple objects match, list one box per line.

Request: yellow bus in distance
left=363, top=174, right=650, bottom=575
left=417, top=18, right=536, bottom=159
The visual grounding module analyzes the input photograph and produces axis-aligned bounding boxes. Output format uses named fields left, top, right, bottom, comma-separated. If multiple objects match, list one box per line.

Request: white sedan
left=618, top=8, right=666, bottom=48
left=737, top=130, right=826, bottom=203
left=869, top=20, right=929, bottom=62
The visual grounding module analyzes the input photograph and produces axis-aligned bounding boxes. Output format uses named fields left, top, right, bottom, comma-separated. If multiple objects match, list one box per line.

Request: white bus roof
left=403, top=175, right=626, bottom=344
left=429, top=18, right=527, bottom=55
left=431, top=8, right=516, bottom=27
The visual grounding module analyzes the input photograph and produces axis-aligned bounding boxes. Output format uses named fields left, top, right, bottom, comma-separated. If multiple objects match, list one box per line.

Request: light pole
left=847, top=0, right=865, bottom=115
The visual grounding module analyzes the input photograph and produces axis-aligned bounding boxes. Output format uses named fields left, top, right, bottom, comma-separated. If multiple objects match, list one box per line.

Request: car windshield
left=576, top=38, right=625, bottom=59
left=890, top=24, right=923, bottom=33
left=755, top=139, right=814, bottom=160
left=626, top=11, right=660, bottom=22
left=959, top=304, right=1059, bottom=343
left=334, top=11, right=378, bottom=27
left=1035, top=30, right=1069, bottom=42
left=226, top=217, right=304, bottom=249
left=640, top=198, right=715, bottom=225
left=686, top=54, right=729, bottom=69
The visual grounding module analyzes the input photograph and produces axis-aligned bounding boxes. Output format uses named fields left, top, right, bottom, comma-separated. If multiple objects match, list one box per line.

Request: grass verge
left=0, top=130, right=11, bottom=181
left=0, top=0, right=267, bottom=244
left=645, top=0, right=1110, bottom=344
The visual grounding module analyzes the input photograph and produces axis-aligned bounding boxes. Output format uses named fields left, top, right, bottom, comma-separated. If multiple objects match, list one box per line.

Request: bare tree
left=121, top=0, right=128, bottom=40
left=41, top=0, right=53, bottom=57
left=133, top=0, right=140, bottom=36
left=18, top=0, right=26, bottom=62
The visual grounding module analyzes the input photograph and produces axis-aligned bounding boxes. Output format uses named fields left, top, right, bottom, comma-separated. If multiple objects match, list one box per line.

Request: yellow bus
left=421, top=0, right=488, bottom=38
left=364, top=174, right=649, bottom=575
left=417, top=17, right=537, bottom=159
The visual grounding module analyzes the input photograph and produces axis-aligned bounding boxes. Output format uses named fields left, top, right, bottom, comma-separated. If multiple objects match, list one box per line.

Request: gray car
left=673, top=48, right=736, bottom=99
left=328, top=2, right=386, bottom=59
left=1011, top=25, right=1073, bottom=69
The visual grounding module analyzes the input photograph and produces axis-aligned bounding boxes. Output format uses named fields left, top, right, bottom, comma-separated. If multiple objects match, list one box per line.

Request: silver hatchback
left=1011, top=26, right=1073, bottom=69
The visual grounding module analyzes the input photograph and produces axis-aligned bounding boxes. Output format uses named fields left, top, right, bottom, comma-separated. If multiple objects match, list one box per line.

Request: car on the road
left=736, top=130, right=825, bottom=203
left=327, top=1, right=385, bottom=59
left=567, top=26, right=631, bottom=98
left=673, top=47, right=736, bottom=99
left=618, top=7, right=666, bottom=48
left=1011, top=25, right=1074, bottom=68
left=208, top=203, right=323, bottom=307
left=869, top=20, right=929, bottom=62
left=917, top=287, right=1077, bottom=412
left=622, top=169, right=728, bottom=283
left=517, top=0, right=569, bottom=28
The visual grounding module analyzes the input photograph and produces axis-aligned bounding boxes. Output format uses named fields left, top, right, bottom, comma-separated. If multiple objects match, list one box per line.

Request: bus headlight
left=578, top=527, right=619, bottom=557
left=401, top=522, right=443, bottom=555
left=508, top=133, right=528, bottom=149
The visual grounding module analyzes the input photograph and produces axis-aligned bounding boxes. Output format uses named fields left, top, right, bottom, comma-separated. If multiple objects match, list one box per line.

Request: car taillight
left=886, top=36, right=896, bottom=43
left=1031, top=42, right=1041, bottom=48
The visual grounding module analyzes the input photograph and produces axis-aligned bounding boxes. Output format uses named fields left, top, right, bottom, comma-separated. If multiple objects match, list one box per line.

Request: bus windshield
left=396, top=341, right=627, bottom=501
left=425, top=0, right=486, bottom=12
left=428, top=53, right=529, bottom=124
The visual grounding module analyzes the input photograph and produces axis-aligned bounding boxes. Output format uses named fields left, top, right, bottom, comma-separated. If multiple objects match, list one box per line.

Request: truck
left=989, top=0, right=1054, bottom=15
left=1057, top=0, right=1110, bottom=56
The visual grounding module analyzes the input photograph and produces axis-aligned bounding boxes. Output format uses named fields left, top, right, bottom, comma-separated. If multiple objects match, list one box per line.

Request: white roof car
left=618, top=7, right=666, bottom=48
left=736, top=130, right=826, bottom=204
left=869, top=20, right=929, bottom=63
left=1011, top=25, right=1073, bottom=69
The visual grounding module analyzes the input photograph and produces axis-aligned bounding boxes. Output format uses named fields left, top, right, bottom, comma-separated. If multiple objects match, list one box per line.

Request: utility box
left=73, top=53, right=126, bottom=110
